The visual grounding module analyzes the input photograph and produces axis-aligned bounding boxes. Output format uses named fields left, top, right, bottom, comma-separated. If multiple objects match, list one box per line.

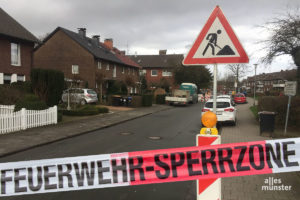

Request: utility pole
left=253, top=64, right=257, bottom=106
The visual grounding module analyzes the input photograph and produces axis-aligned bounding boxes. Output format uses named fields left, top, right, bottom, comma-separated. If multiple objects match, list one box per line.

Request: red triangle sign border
left=183, top=6, right=249, bottom=65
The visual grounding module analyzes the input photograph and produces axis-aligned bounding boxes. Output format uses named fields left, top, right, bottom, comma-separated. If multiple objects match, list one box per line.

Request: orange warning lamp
left=201, top=111, right=217, bottom=128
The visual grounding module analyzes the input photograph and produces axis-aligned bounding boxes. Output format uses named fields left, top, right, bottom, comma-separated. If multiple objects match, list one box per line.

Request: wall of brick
left=145, top=68, right=174, bottom=86
left=33, top=30, right=96, bottom=88
left=0, top=36, right=34, bottom=81
left=94, top=60, right=139, bottom=84
left=34, top=30, right=140, bottom=89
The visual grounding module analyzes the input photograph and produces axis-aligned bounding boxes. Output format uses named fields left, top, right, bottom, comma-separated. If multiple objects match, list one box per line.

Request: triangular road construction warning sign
left=183, top=6, right=249, bottom=65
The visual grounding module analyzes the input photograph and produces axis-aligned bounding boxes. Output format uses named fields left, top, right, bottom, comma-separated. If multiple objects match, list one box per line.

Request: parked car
left=201, top=98, right=236, bottom=125
left=234, top=93, right=247, bottom=104
left=217, top=95, right=235, bottom=106
left=62, top=88, right=98, bottom=105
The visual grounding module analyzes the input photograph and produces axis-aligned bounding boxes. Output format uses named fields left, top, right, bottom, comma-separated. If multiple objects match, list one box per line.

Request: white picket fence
left=0, top=105, right=57, bottom=134
left=0, top=105, right=15, bottom=115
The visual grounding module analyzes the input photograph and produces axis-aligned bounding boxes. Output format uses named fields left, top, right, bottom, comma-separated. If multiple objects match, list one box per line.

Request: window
left=4, top=74, right=11, bottom=84
left=11, top=43, right=21, bottom=66
left=113, top=65, right=117, bottom=78
left=106, top=64, right=110, bottom=70
left=151, top=70, right=158, bottom=76
left=122, top=67, right=125, bottom=74
left=162, top=70, right=172, bottom=77
left=98, top=61, right=102, bottom=69
left=17, top=75, right=25, bottom=82
left=72, top=65, right=79, bottom=74
left=205, top=102, right=230, bottom=108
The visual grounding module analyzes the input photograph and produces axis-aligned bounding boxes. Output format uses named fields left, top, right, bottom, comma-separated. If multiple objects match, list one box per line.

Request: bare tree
left=37, top=33, right=50, bottom=43
left=218, top=73, right=235, bottom=93
left=260, top=9, right=300, bottom=94
left=226, top=64, right=250, bottom=92
left=124, top=75, right=135, bottom=95
left=95, top=71, right=106, bottom=103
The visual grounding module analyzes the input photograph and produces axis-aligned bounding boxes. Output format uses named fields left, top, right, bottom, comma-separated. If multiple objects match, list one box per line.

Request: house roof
left=246, top=69, right=297, bottom=82
left=0, top=7, right=38, bottom=42
left=37, top=27, right=140, bottom=68
left=128, top=54, right=184, bottom=68
left=59, top=27, right=123, bottom=65
left=111, top=47, right=141, bottom=69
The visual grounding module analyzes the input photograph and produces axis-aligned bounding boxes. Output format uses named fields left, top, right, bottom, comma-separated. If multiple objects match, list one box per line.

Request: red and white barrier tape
left=0, top=137, right=299, bottom=196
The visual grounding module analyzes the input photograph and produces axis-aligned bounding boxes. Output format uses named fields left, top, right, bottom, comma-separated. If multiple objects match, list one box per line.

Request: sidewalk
left=0, top=104, right=172, bottom=157
left=221, top=98, right=300, bottom=200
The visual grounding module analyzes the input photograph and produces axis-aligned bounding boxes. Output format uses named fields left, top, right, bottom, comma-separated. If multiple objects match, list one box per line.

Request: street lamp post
left=253, top=64, right=258, bottom=106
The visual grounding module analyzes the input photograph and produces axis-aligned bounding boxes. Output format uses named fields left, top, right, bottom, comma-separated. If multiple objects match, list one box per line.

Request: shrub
left=14, top=94, right=48, bottom=112
left=265, top=90, right=280, bottom=96
left=22, top=94, right=40, bottom=102
left=142, top=94, right=153, bottom=107
left=10, top=81, right=32, bottom=93
left=62, top=105, right=101, bottom=116
left=156, top=94, right=166, bottom=104
left=97, top=107, right=109, bottom=113
left=258, top=96, right=300, bottom=126
left=31, top=68, right=64, bottom=106
left=106, top=80, right=127, bottom=95
left=0, top=85, right=24, bottom=105
left=57, top=111, right=63, bottom=122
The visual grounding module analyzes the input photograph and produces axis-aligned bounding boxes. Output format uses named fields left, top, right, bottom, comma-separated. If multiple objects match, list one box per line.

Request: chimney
left=78, top=28, right=86, bottom=37
left=92, top=35, right=100, bottom=45
left=104, top=38, right=113, bottom=50
left=120, top=50, right=126, bottom=55
left=159, top=49, right=167, bottom=55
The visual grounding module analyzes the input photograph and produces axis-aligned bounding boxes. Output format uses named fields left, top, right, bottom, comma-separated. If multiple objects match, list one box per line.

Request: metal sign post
left=283, top=81, right=297, bottom=135
left=284, top=96, right=291, bottom=135
left=213, top=64, right=217, bottom=114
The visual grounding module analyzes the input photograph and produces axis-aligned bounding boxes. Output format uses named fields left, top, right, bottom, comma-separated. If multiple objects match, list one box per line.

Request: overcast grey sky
left=1, top=0, right=299, bottom=78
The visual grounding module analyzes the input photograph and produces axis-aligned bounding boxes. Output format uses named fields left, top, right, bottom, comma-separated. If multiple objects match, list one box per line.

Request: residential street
left=0, top=100, right=299, bottom=200
left=0, top=103, right=202, bottom=200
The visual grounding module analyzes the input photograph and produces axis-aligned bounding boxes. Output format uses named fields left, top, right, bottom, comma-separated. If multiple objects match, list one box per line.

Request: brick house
left=33, top=27, right=140, bottom=93
left=129, top=50, right=183, bottom=90
left=243, top=69, right=297, bottom=93
left=0, top=7, right=38, bottom=84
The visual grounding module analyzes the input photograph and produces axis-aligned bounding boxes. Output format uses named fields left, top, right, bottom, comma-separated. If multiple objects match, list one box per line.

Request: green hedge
left=10, top=81, right=32, bottom=93
left=57, top=111, right=63, bottom=122
left=14, top=94, right=48, bottom=112
left=258, top=96, right=300, bottom=126
left=156, top=94, right=166, bottom=104
left=31, top=68, right=64, bottom=106
left=0, top=85, right=24, bottom=105
left=142, top=94, right=153, bottom=107
left=62, top=105, right=109, bottom=116
left=97, top=107, right=109, bottom=113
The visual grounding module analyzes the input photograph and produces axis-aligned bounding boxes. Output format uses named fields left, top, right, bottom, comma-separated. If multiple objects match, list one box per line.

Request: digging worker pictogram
left=202, top=29, right=222, bottom=56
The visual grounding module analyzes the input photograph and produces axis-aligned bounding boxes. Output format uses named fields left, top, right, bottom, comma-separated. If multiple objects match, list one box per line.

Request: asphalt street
left=0, top=102, right=204, bottom=200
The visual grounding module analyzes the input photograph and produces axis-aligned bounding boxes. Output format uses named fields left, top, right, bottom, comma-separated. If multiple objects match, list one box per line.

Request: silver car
left=62, top=88, right=98, bottom=105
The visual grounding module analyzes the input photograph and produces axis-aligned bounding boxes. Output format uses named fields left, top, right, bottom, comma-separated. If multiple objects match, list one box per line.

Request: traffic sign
left=183, top=6, right=249, bottom=65
left=284, top=81, right=297, bottom=96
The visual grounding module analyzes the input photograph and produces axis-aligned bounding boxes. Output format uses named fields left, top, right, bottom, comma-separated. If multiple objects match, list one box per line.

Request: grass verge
left=249, top=105, right=258, bottom=120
